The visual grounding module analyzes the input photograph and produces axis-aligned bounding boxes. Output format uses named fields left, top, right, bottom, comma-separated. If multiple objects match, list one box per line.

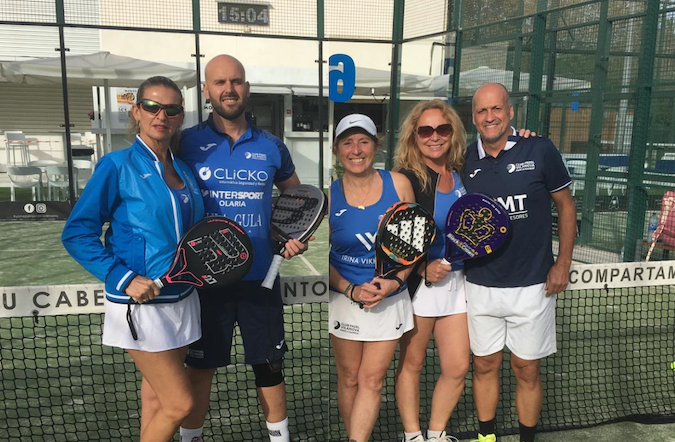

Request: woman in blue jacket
left=62, top=76, right=205, bottom=442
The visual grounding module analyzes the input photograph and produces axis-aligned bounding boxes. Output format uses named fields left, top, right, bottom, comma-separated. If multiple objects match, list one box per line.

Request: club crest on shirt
left=506, top=161, right=535, bottom=174
left=244, top=151, right=267, bottom=161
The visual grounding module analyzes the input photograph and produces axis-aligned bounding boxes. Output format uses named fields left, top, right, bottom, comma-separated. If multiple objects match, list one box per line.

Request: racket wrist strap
left=391, top=275, right=404, bottom=290
left=343, top=283, right=355, bottom=299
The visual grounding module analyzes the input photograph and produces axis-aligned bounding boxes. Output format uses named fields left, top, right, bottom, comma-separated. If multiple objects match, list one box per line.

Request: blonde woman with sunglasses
left=62, top=76, right=205, bottom=442
left=393, top=100, right=468, bottom=442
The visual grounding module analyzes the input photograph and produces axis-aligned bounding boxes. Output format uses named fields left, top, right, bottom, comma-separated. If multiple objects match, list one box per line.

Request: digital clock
left=217, top=3, right=269, bottom=26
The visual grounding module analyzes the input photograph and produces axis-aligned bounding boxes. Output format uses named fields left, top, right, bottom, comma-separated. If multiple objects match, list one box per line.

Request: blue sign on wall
left=328, top=54, right=355, bottom=103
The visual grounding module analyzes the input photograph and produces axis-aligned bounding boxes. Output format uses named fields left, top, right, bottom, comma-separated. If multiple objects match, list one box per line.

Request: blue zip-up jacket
left=62, top=136, right=205, bottom=303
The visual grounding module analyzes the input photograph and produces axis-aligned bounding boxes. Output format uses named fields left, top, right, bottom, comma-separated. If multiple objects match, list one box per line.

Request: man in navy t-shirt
left=177, top=54, right=306, bottom=442
left=461, top=83, right=576, bottom=442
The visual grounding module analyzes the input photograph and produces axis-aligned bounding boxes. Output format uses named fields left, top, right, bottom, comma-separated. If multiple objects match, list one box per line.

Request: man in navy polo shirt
left=462, top=83, right=576, bottom=442
left=177, top=54, right=306, bottom=442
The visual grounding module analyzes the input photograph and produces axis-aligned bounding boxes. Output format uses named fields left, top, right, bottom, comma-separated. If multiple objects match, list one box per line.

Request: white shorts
left=465, top=281, right=556, bottom=360
left=412, top=270, right=466, bottom=317
left=328, top=289, right=414, bottom=341
left=102, top=290, right=201, bottom=352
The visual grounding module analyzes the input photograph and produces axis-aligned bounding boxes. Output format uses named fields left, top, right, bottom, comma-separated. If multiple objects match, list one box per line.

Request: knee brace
left=252, top=360, right=284, bottom=388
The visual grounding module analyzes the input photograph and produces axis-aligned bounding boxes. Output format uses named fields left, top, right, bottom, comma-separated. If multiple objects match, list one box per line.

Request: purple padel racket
left=444, top=193, right=509, bottom=264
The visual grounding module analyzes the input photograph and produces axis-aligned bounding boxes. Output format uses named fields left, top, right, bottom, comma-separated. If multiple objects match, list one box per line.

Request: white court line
left=0, top=249, right=65, bottom=252
left=299, top=255, right=321, bottom=276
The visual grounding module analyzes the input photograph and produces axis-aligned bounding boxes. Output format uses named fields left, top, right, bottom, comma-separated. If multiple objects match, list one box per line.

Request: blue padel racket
left=444, top=193, right=509, bottom=264
left=261, top=184, right=327, bottom=289
left=154, top=216, right=253, bottom=289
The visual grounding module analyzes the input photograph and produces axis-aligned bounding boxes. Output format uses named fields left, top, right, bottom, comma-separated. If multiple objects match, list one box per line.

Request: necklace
left=346, top=171, right=376, bottom=210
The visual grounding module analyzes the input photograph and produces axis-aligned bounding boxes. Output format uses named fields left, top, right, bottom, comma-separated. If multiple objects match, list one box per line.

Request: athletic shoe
left=427, top=431, right=459, bottom=442
left=405, top=435, right=426, bottom=442
left=469, top=434, right=496, bottom=442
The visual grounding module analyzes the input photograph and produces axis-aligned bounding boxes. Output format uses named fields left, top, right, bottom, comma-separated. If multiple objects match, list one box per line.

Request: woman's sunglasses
left=139, top=99, right=184, bottom=118
left=416, top=123, right=452, bottom=139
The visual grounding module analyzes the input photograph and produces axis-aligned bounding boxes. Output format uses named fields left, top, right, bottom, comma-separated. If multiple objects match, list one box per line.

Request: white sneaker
left=427, top=432, right=459, bottom=442
left=406, top=435, right=426, bottom=442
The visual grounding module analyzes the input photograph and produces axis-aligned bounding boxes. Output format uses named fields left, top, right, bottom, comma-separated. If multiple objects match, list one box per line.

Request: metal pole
left=511, top=0, right=525, bottom=124
left=623, top=0, right=660, bottom=261
left=525, top=0, right=548, bottom=131
left=541, top=0, right=560, bottom=138
left=386, top=0, right=405, bottom=170
left=192, top=0, right=203, bottom=123
left=448, top=0, right=462, bottom=106
left=579, top=0, right=610, bottom=245
left=104, top=79, right=113, bottom=154
left=55, top=0, right=77, bottom=205
left=317, top=0, right=325, bottom=189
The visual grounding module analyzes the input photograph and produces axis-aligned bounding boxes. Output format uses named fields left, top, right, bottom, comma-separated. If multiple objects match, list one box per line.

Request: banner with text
left=0, top=275, right=329, bottom=318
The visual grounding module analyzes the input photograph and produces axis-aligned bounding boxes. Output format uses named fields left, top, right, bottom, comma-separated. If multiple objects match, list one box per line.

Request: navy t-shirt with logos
left=461, top=132, right=571, bottom=288
left=179, top=115, right=295, bottom=281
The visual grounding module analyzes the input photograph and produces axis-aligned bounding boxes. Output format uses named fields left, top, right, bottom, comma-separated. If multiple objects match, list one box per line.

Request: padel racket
left=444, top=193, right=509, bottom=264
left=261, top=184, right=328, bottom=289
left=646, top=192, right=675, bottom=262
left=365, top=202, right=435, bottom=307
left=154, top=216, right=253, bottom=289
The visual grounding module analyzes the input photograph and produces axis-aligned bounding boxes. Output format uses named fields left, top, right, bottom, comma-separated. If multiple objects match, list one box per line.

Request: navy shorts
left=186, top=279, right=287, bottom=368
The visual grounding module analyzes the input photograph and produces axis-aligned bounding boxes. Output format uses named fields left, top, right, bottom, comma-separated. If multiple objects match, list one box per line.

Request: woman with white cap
left=329, top=113, right=415, bottom=442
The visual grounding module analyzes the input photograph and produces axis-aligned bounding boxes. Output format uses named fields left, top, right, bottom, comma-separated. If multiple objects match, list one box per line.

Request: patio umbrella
left=0, top=51, right=198, bottom=154
left=0, top=51, right=196, bottom=87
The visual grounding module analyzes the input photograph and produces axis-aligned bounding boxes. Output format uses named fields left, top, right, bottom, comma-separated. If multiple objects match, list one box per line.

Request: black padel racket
left=444, top=193, right=509, bottom=264
left=261, top=184, right=328, bottom=289
left=154, top=216, right=253, bottom=289
left=369, top=202, right=435, bottom=306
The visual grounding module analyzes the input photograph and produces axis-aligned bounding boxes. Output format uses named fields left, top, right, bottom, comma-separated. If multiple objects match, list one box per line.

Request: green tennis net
left=329, top=261, right=675, bottom=441
left=2, top=262, right=675, bottom=441
left=0, top=277, right=328, bottom=442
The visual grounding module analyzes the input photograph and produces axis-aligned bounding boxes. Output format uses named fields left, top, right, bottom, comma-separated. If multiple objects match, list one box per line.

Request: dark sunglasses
left=416, top=123, right=453, bottom=139
left=139, top=99, right=184, bottom=118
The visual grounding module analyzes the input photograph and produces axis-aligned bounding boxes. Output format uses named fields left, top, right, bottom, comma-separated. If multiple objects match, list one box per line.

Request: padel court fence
left=2, top=262, right=674, bottom=441
left=2, top=0, right=675, bottom=263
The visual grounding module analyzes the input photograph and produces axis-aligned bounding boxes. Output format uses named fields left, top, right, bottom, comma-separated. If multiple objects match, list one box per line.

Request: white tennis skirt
left=329, top=289, right=414, bottom=341
left=412, top=270, right=466, bottom=317
left=102, top=290, right=201, bottom=352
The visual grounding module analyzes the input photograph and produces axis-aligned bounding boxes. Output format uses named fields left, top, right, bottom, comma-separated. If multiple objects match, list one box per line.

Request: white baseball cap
left=335, top=114, right=377, bottom=138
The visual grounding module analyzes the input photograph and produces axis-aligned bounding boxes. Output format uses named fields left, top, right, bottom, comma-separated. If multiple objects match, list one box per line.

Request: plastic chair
left=5, top=131, right=29, bottom=166
left=46, top=165, right=77, bottom=201
left=7, top=166, right=42, bottom=201
left=73, top=159, right=93, bottom=193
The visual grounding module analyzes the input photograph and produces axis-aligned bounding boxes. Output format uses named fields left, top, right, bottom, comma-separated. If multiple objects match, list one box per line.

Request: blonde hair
left=394, top=100, right=467, bottom=192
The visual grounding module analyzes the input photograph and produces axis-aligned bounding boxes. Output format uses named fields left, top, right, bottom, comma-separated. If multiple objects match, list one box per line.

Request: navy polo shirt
left=179, top=115, right=295, bottom=280
left=461, top=130, right=571, bottom=287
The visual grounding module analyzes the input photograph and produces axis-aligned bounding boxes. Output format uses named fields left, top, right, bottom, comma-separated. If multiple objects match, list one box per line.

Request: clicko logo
left=24, top=203, right=35, bottom=214
left=507, top=164, right=516, bottom=173
left=198, top=167, right=269, bottom=182
left=199, top=167, right=212, bottom=180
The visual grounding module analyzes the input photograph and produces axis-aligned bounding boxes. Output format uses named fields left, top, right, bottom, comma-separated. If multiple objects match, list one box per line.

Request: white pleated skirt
left=329, top=289, right=413, bottom=341
left=102, top=290, right=201, bottom=352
